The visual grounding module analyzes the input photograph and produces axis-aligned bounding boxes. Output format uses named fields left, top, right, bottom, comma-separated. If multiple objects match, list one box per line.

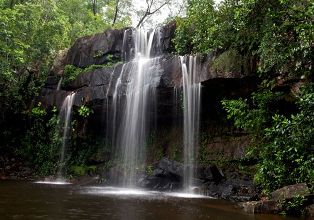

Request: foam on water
left=83, top=187, right=156, bottom=196
left=81, top=186, right=212, bottom=199
left=34, top=181, right=72, bottom=185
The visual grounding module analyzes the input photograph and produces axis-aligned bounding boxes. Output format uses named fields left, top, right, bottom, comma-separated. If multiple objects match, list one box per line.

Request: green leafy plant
left=279, top=196, right=306, bottom=216
left=31, top=102, right=47, bottom=118
left=223, top=86, right=314, bottom=193
left=78, top=105, right=93, bottom=118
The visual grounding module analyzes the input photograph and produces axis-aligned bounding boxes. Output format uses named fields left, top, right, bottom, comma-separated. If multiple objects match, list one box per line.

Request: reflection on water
left=0, top=181, right=298, bottom=220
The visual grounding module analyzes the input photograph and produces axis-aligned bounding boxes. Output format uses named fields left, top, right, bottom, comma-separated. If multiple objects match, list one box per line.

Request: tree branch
left=136, top=0, right=169, bottom=28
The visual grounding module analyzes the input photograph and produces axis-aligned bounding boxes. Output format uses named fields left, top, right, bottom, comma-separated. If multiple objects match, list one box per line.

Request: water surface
left=0, top=181, right=299, bottom=220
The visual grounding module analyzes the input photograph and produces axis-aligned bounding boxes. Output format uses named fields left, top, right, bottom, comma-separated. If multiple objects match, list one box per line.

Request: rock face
left=41, top=21, right=255, bottom=109
left=66, top=28, right=126, bottom=68
left=65, top=21, right=176, bottom=69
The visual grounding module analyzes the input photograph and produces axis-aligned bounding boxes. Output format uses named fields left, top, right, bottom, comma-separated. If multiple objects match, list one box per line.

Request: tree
left=0, top=0, right=131, bottom=157
left=136, top=0, right=171, bottom=28
left=108, top=0, right=132, bottom=27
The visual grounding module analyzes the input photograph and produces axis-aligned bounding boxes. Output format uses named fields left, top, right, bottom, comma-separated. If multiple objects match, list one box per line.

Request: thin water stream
left=180, top=56, right=201, bottom=192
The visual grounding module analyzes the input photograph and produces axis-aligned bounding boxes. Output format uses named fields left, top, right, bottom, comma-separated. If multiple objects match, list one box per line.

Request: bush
left=223, top=85, right=314, bottom=193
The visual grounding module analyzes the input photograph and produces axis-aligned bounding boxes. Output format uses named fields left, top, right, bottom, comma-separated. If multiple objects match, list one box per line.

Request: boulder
left=139, top=176, right=181, bottom=191
left=271, top=183, right=310, bottom=202
left=139, top=158, right=183, bottom=190
left=204, top=178, right=257, bottom=202
left=240, top=200, right=279, bottom=214
left=239, top=183, right=313, bottom=215
left=157, top=157, right=183, bottom=178
left=197, top=165, right=224, bottom=183
left=66, top=28, right=127, bottom=68
left=305, top=204, right=314, bottom=219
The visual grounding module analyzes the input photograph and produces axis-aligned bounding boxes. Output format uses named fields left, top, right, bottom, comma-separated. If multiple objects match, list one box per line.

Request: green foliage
left=0, top=1, right=69, bottom=118
left=146, top=165, right=153, bottom=176
left=31, top=102, right=47, bottom=118
left=223, top=86, right=314, bottom=193
left=62, top=65, right=83, bottom=86
left=255, top=87, right=314, bottom=191
left=173, top=17, right=193, bottom=55
left=222, top=91, right=283, bottom=135
left=173, top=0, right=217, bottom=54
left=257, top=0, right=314, bottom=76
left=0, top=0, right=131, bottom=155
left=78, top=105, right=93, bottom=118
left=20, top=106, right=61, bottom=176
left=279, top=196, right=306, bottom=216
left=174, top=0, right=314, bottom=78
left=198, top=133, right=212, bottom=166
left=70, top=164, right=96, bottom=177
left=213, top=49, right=242, bottom=74
left=62, top=63, right=120, bottom=87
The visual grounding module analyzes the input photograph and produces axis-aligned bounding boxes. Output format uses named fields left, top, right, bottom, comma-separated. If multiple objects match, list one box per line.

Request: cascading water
left=180, top=56, right=201, bottom=193
left=108, top=29, right=161, bottom=187
left=56, top=77, right=62, bottom=91
left=57, top=92, right=76, bottom=180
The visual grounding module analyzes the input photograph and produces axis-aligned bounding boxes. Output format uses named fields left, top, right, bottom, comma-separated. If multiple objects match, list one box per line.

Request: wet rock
left=240, top=200, right=279, bottom=214
left=43, top=76, right=60, bottom=90
left=239, top=183, right=313, bottom=215
left=139, top=158, right=183, bottom=190
left=305, top=204, right=314, bottom=218
left=74, top=175, right=100, bottom=185
left=271, top=183, right=310, bottom=202
left=197, top=165, right=224, bottom=183
left=67, top=66, right=116, bottom=90
left=139, top=176, right=181, bottom=191
left=158, top=157, right=183, bottom=178
left=51, top=49, right=68, bottom=75
left=204, top=178, right=257, bottom=202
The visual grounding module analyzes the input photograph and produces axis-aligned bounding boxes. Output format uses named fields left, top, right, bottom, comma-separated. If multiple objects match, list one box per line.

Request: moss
left=213, top=49, right=242, bottom=74
left=212, top=49, right=254, bottom=76
left=70, top=165, right=97, bottom=177
left=62, top=59, right=122, bottom=87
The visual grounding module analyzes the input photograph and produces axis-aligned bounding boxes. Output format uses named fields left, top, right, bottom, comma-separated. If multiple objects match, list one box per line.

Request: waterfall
left=57, top=92, right=76, bottom=180
left=106, top=28, right=161, bottom=187
left=56, top=77, right=62, bottom=90
left=180, top=56, right=201, bottom=193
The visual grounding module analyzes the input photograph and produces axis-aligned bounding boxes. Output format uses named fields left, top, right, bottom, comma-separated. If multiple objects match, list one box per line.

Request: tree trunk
left=92, top=0, right=97, bottom=15
left=112, top=0, right=120, bottom=26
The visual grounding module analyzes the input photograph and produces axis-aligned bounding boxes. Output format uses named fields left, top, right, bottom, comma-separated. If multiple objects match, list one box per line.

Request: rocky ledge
left=137, top=157, right=258, bottom=202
